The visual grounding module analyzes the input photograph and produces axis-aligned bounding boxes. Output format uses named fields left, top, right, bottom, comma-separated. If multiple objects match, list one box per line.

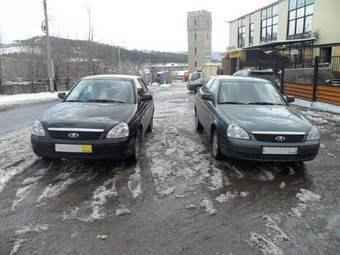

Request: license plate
left=55, top=144, right=92, bottom=153
left=262, top=147, right=297, bottom=155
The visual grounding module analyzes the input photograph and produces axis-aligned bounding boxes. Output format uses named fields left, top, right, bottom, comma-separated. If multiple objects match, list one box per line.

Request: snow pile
left=16, top=223, right=49, bottom=235
left=291, top=188, right=321, bottom=218
left=0, top=128, right=37, bottom=194
left=296, top=188, right=321, bottom=203
left=215, top=192, right=238, bottom=203
left=115, top=204, right=130, bottom=216
left=293, top=98, right=340, bottom=114
left=248, top=232, right=284, bottom=255
left=12, top=185, right=34, bottom=211
left=9, top=239, right=26, bottom=255
left=200, top=198, right=217, bottom=215
left=88, top=178, right=117, bottom=221
left=128, top=165, right=142, bottom=198
left=0, top=92, right=58, bottom=109
left=37, top=177, right=80, bottom=202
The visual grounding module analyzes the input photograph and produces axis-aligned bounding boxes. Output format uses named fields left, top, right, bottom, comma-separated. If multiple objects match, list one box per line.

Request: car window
left=65, top=79, right=135, bottom=104
left=209, top=79, right=219, bottom=97
left=219, top=80, right=285, bottom=105
left=190, top=72, right=201, bottom=81
left=201, top=78, right=214, bottom=93
left=138, top=78, right=149, bottom=93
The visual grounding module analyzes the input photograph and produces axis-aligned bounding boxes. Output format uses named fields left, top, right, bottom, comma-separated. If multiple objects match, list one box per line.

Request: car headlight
left=106, top=122, right=129, bottom=139
left=32, top=120, right=46, bottom=136
left=227, top=123, right=250, bottom=140
left=306, top=125, right=320, bottom=141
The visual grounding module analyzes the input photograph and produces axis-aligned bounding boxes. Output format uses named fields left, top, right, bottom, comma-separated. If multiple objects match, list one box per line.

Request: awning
left=244, top=38, right=316, bottom=51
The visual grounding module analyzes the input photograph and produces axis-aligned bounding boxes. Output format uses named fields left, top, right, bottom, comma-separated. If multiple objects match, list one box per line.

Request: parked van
left=187, top=72, right=204, bottom=93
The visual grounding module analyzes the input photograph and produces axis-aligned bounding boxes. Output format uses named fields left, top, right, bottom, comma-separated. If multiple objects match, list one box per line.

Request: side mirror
left=286, top=96, right=295, bottom=103
left=141, top=94, right=153, bottom=102
left=58, top=92, right=66, bottom=100
left=201, top=93, right=213, bottom=101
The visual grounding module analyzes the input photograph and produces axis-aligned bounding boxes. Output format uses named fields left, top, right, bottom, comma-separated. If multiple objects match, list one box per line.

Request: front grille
left=48, top=131, right=102, bottom=140
left=253, top=134, right=305, bottom=143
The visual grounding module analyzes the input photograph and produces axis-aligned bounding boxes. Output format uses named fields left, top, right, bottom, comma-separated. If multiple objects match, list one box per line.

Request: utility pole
left=0, top=30, right=3, bottom=92
left=42, top=0, right=54, bottom=91
left=117, top=46, right=121, bottom=73
left=0, top=31, right=2, bottom=88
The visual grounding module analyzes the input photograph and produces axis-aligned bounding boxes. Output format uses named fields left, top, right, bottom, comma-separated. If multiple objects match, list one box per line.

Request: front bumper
left=187, top=84, right=200, bottom=91
left=218, top=135, right=320, bottom=162
left=31, top=135, right=134, bottom=160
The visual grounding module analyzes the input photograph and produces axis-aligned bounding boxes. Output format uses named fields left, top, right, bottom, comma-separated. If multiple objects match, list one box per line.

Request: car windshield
left=219, top=80, right=285, bottom=105
left=65, top=79, right=135, bottom=104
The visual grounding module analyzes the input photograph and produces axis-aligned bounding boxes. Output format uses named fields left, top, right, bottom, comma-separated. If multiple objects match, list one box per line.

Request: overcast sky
left=0, top=0, right=277, bottom=52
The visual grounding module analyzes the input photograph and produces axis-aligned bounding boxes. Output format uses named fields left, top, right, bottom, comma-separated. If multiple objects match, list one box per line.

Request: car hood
left=218, top=105, right=312, bottom=133
left=40, top=102, right=137, bottom=129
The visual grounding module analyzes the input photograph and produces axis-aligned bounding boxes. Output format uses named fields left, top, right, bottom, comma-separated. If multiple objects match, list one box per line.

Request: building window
left=194, top=19, right=197, bottom=26
left=238, top=17, right=245, bottom=48
left=194, top=61, right=197, bottom=68
left=249, top=15, right=254, bottom=46
left=194, top=33, right=197, bottom=40
left=261, top=4, right=278, bottom=43
left=288, top=0, right=314, bottom=39
left=194, top=47, right=197, bottom=54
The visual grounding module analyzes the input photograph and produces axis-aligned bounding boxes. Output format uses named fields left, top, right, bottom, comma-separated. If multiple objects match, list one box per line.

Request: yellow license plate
left=82, top=145, right=92, bottom=153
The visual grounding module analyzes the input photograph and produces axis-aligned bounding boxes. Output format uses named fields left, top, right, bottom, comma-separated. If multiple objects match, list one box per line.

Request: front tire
left=129, top=129, right=142, bottom=163
left=195, top=111, right=203, bottom=132
left=146, top=116, right=153, bottom=133
left=212, top=130, right=222, bottom=160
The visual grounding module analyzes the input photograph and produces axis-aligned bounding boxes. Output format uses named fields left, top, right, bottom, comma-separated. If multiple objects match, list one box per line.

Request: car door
left=196, top=78, right=214, bottom=131
left=137, top=78, right=153, bottom=132
left=205, top=79, right=220, bottom=130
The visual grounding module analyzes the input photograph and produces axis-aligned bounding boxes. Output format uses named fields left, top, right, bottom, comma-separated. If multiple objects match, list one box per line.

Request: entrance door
left=320, top=47, right=332, bottom=63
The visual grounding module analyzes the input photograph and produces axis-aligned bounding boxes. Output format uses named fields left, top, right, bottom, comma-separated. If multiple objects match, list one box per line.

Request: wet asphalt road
left=0, top=84, right=339, bottom=255
left=0, top=101, right=58, bottom=137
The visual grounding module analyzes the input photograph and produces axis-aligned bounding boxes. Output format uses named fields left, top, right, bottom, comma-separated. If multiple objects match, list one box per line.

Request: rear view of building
left=187, top=10, right=212, bottom=72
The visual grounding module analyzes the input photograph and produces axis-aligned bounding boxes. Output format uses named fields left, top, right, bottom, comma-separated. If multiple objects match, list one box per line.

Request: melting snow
left=16, top=223, right=49, bottom=235
left=12, top=184, right=34, bottom=211
left=0, top=128, right=37, bottom=194
left=215, top=192, right=238, bottom=203
left=9, top=239, right=26, bottom=255
left=200, top=198, right=217, bottom=215
left=248, top=232, right=284, bottom=255
left=115, top=204, right=130, bottom=216
left=128, top=165, right=142, bottom=198
left=296, top=188, right=321, bottom=203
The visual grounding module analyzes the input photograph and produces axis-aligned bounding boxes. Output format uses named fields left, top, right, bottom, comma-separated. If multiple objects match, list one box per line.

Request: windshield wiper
left=247, top=102, right=282, bottom=105
left=219, top=101, right=246, bottom=105
left=65, top=100, right=84, bottom=102
left=88, top=99, right=125, bottom=104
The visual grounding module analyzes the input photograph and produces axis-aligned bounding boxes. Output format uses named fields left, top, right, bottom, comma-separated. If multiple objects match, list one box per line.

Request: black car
left=233, top=69, right=281, bottom=88
left=194, top=76, right=320, bottom=162
left=31, top=75, right=154, bottom=162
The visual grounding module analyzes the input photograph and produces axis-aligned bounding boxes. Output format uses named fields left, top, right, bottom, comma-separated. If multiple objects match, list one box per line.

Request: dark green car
left=194, top=76, right=320, bottom=162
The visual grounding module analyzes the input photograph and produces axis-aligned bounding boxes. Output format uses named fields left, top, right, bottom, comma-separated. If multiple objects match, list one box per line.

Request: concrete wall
left=277, top=0, right=288, bottom=41
left=0, top=82, right=70, bottom=95
left=313, top=0, right=340, bottom=46
left=187, top=10, right=212, bottom=72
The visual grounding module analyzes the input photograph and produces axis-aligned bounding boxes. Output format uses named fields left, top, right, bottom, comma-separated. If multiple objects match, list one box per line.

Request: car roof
left=214, top=75, right=271, bottom=83
left=81, top=74, right=140, bottom=80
